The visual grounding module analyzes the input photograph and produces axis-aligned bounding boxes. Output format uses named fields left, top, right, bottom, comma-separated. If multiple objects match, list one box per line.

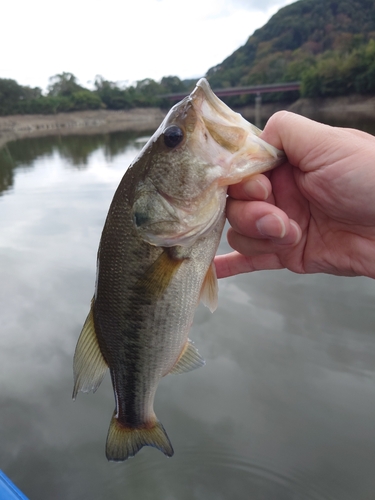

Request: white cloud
left=0, top=0, right=297, bottom=91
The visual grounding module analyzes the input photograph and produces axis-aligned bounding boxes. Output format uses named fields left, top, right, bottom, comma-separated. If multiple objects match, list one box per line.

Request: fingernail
left=256, top=214, right=286, bottom=238
left=244, top=179, right=268, bottom=200
left=290, top=220, right=302, bottom=245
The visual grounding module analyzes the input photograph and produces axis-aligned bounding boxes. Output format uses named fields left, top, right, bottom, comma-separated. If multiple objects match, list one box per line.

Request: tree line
left=0, top=73, right=196, bottom=116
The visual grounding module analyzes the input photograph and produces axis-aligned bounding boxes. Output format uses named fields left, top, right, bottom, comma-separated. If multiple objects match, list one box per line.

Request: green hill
left=206, top=0, right=375, bottom=102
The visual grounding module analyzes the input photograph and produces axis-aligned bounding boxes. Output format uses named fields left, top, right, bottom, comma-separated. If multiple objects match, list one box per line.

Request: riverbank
left=236, top=94, right=375, bottom=125
left=0, top=108, right=166, bottom=149
left=1, top=94, right=374, bottom=148
left=288, top=94, right=375, bottom=119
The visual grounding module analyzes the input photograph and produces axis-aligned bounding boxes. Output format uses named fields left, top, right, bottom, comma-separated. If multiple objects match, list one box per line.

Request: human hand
left=215, top=111, right=375, bottom=279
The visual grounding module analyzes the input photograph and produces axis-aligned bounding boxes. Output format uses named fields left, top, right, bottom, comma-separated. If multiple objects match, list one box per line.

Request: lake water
left=1, top=120, right=375, bottom=500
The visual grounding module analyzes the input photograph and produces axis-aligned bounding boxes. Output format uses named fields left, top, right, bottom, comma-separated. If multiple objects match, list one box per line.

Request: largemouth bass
left=73, top=78, right=284, bottom=461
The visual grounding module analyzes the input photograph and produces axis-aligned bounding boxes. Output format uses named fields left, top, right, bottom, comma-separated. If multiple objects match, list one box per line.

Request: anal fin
left=169, top=339, right=205, bottom=375
left=72, top=300, right=108, bottom=400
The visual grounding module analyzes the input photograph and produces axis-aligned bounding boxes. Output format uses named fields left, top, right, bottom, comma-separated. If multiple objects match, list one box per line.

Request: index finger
left=227, top=173, right=272, bottom=201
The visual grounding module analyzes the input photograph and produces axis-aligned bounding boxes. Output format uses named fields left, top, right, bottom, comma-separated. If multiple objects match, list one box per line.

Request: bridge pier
left=255, top=92, right=262, bottom=128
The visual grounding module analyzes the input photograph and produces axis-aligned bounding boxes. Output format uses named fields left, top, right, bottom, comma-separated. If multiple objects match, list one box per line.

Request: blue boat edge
left=0, top=470, right=29, bottom=500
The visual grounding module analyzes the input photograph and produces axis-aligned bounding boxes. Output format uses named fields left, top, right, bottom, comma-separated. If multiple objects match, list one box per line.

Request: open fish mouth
left=193, top=78, right=253, bottom=129
left=190, top=78, right=285, bottom=181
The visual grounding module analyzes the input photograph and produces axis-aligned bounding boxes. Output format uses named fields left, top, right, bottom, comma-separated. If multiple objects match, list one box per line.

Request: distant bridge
left=162, top=81, right=301, bottom=101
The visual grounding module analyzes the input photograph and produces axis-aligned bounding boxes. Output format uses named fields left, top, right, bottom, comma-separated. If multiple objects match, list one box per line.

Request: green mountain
left=206, top=0, right=375, bottom=101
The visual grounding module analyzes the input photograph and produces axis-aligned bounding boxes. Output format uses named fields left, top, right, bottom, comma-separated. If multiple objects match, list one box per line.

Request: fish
left=72, top=78, right=285, bottom=462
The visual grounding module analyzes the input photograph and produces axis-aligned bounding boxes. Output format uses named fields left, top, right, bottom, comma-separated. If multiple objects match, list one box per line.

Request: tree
left=69, top=91, right=103, bottom=110
left=48, top=72, right=86, bottom=97
left=94, top=76, right=132, bottom=109
left=160, top=76, right=186, bottom=94
left=0, top=79, right=25, bottom=114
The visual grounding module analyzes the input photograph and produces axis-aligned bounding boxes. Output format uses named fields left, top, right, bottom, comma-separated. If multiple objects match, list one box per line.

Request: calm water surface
left=1, top=121, right=375, bottom=500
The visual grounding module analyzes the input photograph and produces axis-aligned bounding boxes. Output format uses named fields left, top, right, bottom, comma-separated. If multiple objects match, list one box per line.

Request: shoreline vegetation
left=1, top=94, right=374, bottom=149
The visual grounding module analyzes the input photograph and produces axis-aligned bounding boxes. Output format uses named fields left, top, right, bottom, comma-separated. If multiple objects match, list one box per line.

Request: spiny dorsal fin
left=106, top=412, right=174, bottom=461
left=135, top=250, right=184, bottom=300
left=72, top=301, right=108, bottom=400
left=200, top=262, right=218, bottom=312
left=169, top=339, right=205, bottom=375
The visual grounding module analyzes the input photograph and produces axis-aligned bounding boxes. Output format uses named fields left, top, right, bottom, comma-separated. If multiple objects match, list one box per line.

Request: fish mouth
left=188, top=78, right=285, bottom=183
left=193, top=78, right=245, bottom=127
left=190, top=78, right=260, bottom=135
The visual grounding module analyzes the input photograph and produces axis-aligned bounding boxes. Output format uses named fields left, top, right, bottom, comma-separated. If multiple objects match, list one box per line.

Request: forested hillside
left=1, top=0, right=375, bottom=116
left=207, top=0, right=375, bottom=104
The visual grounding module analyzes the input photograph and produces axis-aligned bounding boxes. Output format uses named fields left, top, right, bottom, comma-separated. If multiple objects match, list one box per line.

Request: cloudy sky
left=2, top=0, right=296, bottom=91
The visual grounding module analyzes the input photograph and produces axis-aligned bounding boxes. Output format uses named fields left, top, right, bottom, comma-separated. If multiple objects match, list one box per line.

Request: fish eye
left=163, top=125, right=184, bottom=148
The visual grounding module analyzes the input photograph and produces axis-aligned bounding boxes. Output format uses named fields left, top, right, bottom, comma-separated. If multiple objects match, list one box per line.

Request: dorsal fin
left=72, top=301, right=108, bottom=400
left=199, top=262, right=218, bottom=312
left=169, top=339, right=205, bottom=375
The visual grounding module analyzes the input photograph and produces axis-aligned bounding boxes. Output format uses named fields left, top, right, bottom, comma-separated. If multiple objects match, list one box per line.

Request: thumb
left=259, top=111, right=335, bottom=172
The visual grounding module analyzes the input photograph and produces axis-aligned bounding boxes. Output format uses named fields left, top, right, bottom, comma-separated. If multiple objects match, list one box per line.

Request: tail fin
left=106, top=412, right=174, bottom=461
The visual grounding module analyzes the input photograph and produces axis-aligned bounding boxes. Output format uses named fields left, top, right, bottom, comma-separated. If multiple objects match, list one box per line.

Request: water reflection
left=0, top=119, right=375, bottom=499
left=0, top=145, right=15, bottom=193
left=0, top=131, right=151, bottom=194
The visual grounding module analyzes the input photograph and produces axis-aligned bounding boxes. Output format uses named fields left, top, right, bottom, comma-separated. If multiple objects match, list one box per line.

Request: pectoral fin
left=135, top=249, right=184, bottom=300
left=72, top=301, right=108, bottom=400
left=169, top=339, right=205, bottom=375
left=199, top=262, right=218, bottom=312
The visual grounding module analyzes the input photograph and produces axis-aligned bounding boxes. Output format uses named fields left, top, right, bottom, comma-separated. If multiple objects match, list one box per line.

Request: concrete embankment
left=288, top=94, right=375, bottom=119
left=0, top=108, right=166, bottom=148
left=235, top=94, right=375, bottom=127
